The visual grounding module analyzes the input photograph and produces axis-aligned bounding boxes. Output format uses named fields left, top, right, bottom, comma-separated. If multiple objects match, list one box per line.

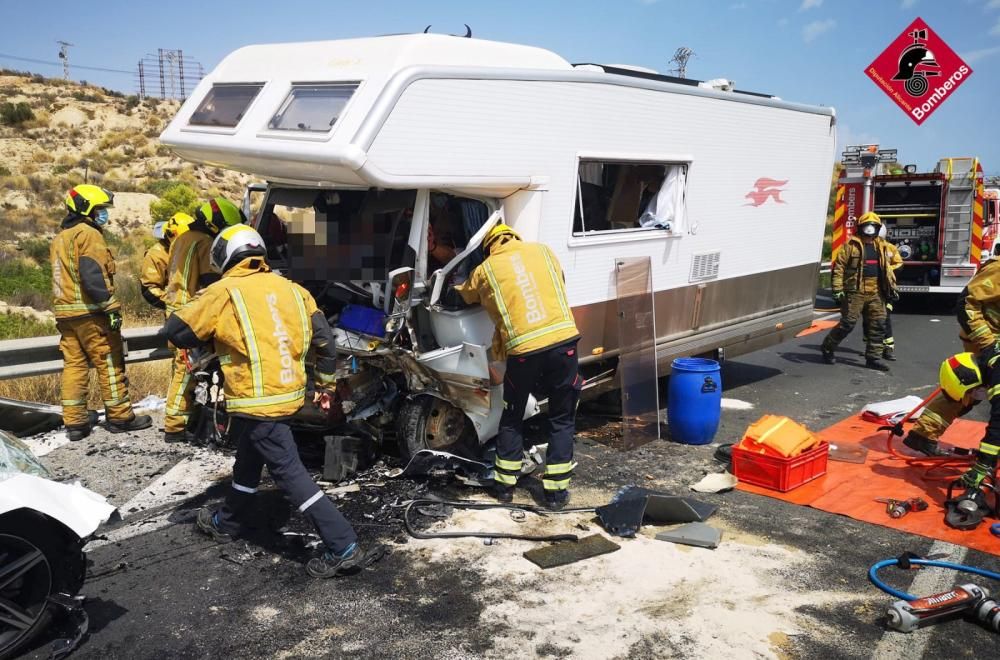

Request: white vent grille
left=689, top=251, right=721, bottom=282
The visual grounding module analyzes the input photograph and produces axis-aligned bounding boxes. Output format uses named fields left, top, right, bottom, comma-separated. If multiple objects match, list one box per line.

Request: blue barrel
left=667, top=358, right=722, bottom=445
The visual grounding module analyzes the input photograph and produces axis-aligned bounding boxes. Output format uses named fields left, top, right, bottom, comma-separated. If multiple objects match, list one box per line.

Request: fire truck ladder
left=940, top=157, right=977, bottom=265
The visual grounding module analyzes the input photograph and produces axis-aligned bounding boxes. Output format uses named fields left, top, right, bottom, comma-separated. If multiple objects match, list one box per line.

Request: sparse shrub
left=0, top=102, right=35, bottom=125
left=0, top=166, right=9, bottom=177
left=149, top=182, right=198, bottom=224
left=0, top=313, right=56, bottom=340
left=31, top=151, right=53, bottom=164
left=124, top=95, right=140, bottom=111
left=18, top=238, right=50, bottom=264
left=0, top=258, right=52, bottom=310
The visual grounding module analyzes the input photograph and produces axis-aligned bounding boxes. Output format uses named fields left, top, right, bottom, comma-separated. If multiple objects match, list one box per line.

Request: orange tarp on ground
left=795, top=319, right=838, bottom=338
left=738, top=415, right=1000, bottom=556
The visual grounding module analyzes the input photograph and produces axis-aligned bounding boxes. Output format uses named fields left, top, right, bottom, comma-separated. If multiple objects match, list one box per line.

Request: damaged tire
left=0, top=513, right=85, bottom=660
left=397, top=395, right=478, bottom=460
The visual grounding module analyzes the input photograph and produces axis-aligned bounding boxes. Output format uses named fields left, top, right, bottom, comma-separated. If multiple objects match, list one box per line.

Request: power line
left=0, top=52, right=132, bottom=75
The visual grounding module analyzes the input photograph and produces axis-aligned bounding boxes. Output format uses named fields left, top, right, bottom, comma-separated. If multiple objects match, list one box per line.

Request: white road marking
left=86, top=448, right=232, bottom=549
left=870, top=539, right=969, bottom=660
left=721, top=398, right=754, bottom=411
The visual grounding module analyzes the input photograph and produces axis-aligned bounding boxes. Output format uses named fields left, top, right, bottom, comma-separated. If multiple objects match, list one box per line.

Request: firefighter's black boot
left=902, top=431, right=951, bottom=457
left=821, top=347, right=836, bottom=365
left=883, top=344, right=896, bottom=361
left=493, top=484, right=514, bottom=504
left=865, top=358, right=890, bottom=372
left=107, top=414, right=153, bottom=433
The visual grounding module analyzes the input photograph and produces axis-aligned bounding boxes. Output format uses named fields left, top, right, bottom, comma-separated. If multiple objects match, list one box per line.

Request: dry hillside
left=0, top=70, right=252, bottom=403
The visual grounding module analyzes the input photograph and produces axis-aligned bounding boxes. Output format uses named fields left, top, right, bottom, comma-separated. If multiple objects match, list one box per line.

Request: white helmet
left=152, top=221, right=166, bottom=240
left=210, top=224, right=267, bottom=273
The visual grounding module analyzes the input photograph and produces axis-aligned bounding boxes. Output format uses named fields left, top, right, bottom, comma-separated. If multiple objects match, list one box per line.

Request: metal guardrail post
left=0, top=326, right=169, bottom=380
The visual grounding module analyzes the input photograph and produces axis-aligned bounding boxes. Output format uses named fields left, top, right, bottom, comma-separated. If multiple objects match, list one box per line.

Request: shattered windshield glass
left=0, top=430, right=50, bottom=479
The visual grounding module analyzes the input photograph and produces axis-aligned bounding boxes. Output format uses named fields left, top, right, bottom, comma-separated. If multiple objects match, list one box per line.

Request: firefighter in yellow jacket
left=51, top=185, right=152, bottom=441
left=821, top=212, right=899, bottom=371
left=140, top=213, right=194, bottom=311
left=904, top=256, right=1000, bottom=457
left=139, top=221, right=169, bottom=310
left=162, top=199, right=244, bottom=442
left=455, top=224, right=581, bottom=510
left=162, top=225, right=375, bottom=578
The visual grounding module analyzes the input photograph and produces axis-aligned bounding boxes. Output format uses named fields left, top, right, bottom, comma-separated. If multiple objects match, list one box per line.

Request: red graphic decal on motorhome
left=744, top=178, right=788, bottom=207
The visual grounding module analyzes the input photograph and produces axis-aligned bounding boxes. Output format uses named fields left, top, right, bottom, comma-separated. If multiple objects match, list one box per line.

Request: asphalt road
left=18, top=295, right=1000, bottom=660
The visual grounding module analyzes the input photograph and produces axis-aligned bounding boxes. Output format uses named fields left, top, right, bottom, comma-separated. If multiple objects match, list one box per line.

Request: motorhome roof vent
left=690, top=251, right=721, bottom=283
left=698, top=78, right=735, bottom=92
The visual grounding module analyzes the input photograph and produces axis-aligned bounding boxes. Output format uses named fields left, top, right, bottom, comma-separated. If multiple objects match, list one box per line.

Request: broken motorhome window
left=268, top=83, right=360, bottom=133
left=188, top=83, right=264, bottom=128
left=574, top=160, right=687, bottom=235
left=256, top=187, right=418, bottom=282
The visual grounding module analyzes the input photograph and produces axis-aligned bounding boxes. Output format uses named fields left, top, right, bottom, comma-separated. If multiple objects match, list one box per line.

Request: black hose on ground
left=401, top=497, right=595, bottom=542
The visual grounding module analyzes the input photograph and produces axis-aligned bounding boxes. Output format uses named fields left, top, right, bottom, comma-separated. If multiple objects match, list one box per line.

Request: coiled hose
left=869, top=557, right=1000, bottom=601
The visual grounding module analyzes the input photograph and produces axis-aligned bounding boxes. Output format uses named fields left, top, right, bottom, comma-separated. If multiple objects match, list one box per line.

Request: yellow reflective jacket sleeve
left=831, top=241, right=851, bottom=294
left=140, top=241, right=169, bottom=309
left=172, top=284, right=230, bottom=344
left=963, top=260, right=1000, bottom=352
left=164, top=231, right=214, bottom=315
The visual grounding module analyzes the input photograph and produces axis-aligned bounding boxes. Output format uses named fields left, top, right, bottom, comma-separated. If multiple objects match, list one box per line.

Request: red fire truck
left=832, top=147, right=999, bottom=294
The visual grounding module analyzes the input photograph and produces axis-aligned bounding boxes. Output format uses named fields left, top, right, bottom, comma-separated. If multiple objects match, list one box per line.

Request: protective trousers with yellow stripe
left=165, top=348, right=194, bottom=434
left=495, top=340, right=582, bottom=493
left=57, top=316, right=134, bottom=428
left=912, top=333, right=979, bottom=441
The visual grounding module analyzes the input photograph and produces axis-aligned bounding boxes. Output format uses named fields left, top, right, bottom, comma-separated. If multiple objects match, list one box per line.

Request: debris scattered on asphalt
left=690, top=471, right=738, bottom=493
left=596, top=485, right=717, bottom=537
left=523, top=534, right=621, bottom=569
left=655, top=522, right=723, bottom=549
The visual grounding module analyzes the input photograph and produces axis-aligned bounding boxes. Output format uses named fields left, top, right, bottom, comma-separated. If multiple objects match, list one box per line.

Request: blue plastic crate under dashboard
left=338, top=304, right=386, bottom=338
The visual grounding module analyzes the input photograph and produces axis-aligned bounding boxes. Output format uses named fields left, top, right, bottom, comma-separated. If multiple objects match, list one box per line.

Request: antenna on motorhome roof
left=423, top=24, right=473, bottom=37
left=668, top=47, right=695, bottom=79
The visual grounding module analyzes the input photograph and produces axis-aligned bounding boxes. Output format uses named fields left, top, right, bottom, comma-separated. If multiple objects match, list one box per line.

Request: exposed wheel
left=397, top=395, right=478, bottom=460
left=0, top=515, right=85, bottom=660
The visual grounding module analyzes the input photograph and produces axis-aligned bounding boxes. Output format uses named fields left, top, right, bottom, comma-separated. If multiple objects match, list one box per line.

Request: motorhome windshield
left=257, top=187, right=417, bottom=283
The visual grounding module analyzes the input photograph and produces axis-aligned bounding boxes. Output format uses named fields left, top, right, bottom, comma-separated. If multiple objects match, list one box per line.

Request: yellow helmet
left=939, top=353, right=982, bottom=401
left=65, top=184, right=114, bottom=217
left=164, top=212, right=194, bottom=242
left=195, top=197, right=246, bottom=236
left=857, top=211, right=882, bottom=238
left=483, top=223, right=520, bottom=255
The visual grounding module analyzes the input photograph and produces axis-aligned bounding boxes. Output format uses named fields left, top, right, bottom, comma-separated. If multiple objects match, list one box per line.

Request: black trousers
left=495, top=340, right=581, bottom=492
left=216, top=417, right=357, bottom=553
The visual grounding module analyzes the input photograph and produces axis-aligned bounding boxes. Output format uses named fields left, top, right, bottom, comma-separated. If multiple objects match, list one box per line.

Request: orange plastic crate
left=732, top=441, right=829, bottom=492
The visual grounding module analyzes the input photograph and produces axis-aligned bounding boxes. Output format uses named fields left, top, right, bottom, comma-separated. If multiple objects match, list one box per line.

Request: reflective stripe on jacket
left=164, top=230, right=213, bottom=315
left=140, top=240, right=169, bottom=309
left=50, top=216, right=120, bottom=320
left=961, top=259, right=1000, bottom=352
left=832, top=236, right=899, bottom=298
left=171, top=258, right=330, bottom=418
left=456, top=240, right=579, bottom=357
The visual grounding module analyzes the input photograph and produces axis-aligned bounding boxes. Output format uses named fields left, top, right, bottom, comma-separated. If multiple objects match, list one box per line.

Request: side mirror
left=384, top=267, right=415, bottom=336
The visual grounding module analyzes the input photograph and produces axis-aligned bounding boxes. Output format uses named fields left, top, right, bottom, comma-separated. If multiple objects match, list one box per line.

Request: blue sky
left=4, top=0, right=999, bottom=173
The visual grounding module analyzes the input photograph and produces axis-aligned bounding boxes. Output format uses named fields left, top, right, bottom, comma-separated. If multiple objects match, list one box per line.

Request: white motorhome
left=160, top=34, right=835, bottom=460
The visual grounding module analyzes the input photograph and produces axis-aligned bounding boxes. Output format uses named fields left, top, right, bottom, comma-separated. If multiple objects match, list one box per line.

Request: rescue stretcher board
left=738, top=415, right=999, bottom=557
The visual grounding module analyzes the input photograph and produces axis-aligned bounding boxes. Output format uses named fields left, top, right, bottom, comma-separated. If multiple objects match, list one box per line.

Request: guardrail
left=0, top=326, right=169, bottom=380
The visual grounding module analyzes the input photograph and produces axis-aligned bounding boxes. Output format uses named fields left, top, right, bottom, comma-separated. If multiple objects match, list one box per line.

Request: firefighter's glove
left=107, top=311, right=123, bottom=332
left=886, top=302, right=894, bottom=313
left=833, top=291, right=845, bottom=303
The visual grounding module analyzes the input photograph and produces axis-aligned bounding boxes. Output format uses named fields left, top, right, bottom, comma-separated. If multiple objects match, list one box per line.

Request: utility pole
left=56, top=41, right=74, bottom=80
left=668, top=47, right=694, bottom=79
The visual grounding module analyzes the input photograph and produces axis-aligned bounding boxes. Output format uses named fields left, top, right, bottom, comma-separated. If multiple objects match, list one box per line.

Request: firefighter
left=930, top=353, right=998, bottom=530
left=162, top=198, right=244, bottom=442
left=139, top=221, right=170, bottom=311
left=903, top=255, right=1000, bottom=456
left=870, top=224, right=903, bottom=360
left=162, top=225, right=374, bottom=577
left=52, top=185, right=152, bottom=441
left=454, top=224, right=581, bottom=510
left=821, top=212, right=897, bottom=371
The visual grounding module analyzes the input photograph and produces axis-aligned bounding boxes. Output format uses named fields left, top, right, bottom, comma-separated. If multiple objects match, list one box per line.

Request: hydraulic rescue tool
left=869, top=555, right=1000, bottom=634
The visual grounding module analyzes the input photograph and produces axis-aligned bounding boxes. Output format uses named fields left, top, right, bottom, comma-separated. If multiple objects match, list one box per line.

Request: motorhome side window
left=268, top=83, right=360, bottom=132
left=573, top=160, right=687, bottom=235
left=189, top=84, right=264, bottom=127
